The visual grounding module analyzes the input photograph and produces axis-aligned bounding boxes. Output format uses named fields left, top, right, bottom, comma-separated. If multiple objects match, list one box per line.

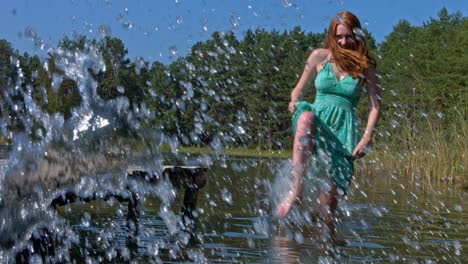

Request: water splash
left=0, top=33, right=218, bottom=260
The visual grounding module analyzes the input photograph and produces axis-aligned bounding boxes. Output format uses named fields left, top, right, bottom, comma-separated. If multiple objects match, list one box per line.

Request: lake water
left=56, top=156, right=467, bottom=263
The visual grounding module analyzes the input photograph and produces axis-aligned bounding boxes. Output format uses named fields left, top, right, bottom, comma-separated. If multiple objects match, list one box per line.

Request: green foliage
left=0, top=7, right=465, bottom=152
left=377, top=8, right=467, bottom=149
left=0, top=40, right=22, bottom=136
left=0, top=40, right=17, bottom=88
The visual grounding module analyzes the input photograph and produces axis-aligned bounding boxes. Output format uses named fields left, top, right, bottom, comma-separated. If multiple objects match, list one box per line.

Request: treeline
left=0, top=8, right=466, bottom=152
left=376, top=8, right=467, bottom=151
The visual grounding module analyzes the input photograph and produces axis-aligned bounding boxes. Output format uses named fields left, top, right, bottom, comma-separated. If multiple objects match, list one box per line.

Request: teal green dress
left=292, top=61, right=364, bottom=194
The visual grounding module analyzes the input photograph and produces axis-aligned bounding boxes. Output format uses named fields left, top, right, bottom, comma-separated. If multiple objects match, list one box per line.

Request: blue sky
left=1, top=0, right=466, bottom=64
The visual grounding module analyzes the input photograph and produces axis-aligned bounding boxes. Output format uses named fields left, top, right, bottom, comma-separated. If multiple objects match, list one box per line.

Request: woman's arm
left=288, top=49, right=328, bottom=112
left=352, top=63, right=381, bottom=159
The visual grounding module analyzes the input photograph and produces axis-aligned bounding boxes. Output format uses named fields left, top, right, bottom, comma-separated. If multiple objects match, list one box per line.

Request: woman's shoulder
left=307, top=48, right=331, bottom=65
left=310, top=48, right=330, bottom=58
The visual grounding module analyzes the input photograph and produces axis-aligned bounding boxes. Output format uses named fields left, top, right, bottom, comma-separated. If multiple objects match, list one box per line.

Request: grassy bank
left=165, top=121, right=466, bottom=188
left=161, top=145, right=291, bottom=159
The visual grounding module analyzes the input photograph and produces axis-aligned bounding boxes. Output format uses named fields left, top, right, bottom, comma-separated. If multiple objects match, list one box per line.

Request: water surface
left=60, top=157, right=467, bottom=263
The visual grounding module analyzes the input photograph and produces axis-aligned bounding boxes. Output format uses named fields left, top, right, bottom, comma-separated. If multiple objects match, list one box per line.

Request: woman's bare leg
left=277, top=111, right=315, bottom=217
left=319, top=180, right=338, bottom=221
left=318, top=180, right=338, bottom=240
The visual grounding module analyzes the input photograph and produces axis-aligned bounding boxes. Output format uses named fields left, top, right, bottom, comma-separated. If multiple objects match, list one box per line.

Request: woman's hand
left=288, top=100, right=297, bottom=113
left=352, top=133, right=372, bottom=160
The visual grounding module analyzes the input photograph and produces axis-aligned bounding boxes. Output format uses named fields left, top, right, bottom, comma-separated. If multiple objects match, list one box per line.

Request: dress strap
left=317, top=61, right=330, bottom=76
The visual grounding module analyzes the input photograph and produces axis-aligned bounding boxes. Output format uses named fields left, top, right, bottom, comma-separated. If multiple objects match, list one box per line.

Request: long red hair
left=324, top=11, right=371, bottom=79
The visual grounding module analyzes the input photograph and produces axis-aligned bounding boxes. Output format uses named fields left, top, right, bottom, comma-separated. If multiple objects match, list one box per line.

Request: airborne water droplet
left=169, top=46, right=178, bottom=55
left=98, top=25, right=111, bottom=38
left=81, top=212, right=91, bottom=227
left=122, top=21, right=133, bottom=29
left=176, top=99, right=185, bottom=111
left=230, top=14, right=239, bottom=29
left=221, top=188, right=233, bottom=205
left=117, top=86, right=125, bottom=94
left=282, top=0, right=293, bottom=7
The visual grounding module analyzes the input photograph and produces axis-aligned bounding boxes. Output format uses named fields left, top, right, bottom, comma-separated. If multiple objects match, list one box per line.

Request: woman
left=276, top=12, right=380, bottom=222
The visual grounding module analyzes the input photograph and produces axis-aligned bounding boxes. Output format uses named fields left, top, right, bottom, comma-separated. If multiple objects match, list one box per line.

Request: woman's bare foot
left=276, top=194, right=296, bottom=218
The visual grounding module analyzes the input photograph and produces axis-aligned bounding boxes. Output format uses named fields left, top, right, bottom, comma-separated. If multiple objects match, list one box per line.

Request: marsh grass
left=357, top=117, right=466, bottom=190
left=161, top=145, right=290, bottom=158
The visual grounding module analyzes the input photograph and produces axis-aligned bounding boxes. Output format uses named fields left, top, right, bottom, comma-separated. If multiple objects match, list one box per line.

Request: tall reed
left=358, top=115, right=466, bottom=190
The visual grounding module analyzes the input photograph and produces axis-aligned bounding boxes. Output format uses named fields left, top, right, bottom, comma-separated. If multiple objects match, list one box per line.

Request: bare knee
left=294, top=112, right=314, bottom=155
left=292, top=111, right=314, bottom=167
left=295, top=111, right=314, bottom=137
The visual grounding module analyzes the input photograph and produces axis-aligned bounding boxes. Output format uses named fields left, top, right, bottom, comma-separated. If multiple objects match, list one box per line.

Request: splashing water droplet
left=117, top=86, right=125, bottom=94
left=169, top=46, right=178, bottom=55
left=282, top=0, right=293, bottom=7
left=122, top=21, right=133, bottom=29
left=299, top=135, right=309, bottom=146
left=230, top=14, right=239, bottom=29
left=454, top=240, right=462, bottom=255
left=81, top=212, right=91, bottom=227
left=179, top=81, right=194, bottom=99
left=176, top=99, right=185, bottom=111
left=185, top=61, right=195, bottom=71
left=371, top=207, right=384, bottom=217
left=115, top=13, right=123, bottom=21
left=221, top=188, right=233, bottom=205
left=353, top=27, right=365, bottom=38
left=294, top=232, right=304, bottom=244
left=209, top=200, right=217, bottom=207
left=210, top=136, right=222, bottom=152
left=98, top=25, right=112, bottom=38
left=390, top=119, right=400, bottom=128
